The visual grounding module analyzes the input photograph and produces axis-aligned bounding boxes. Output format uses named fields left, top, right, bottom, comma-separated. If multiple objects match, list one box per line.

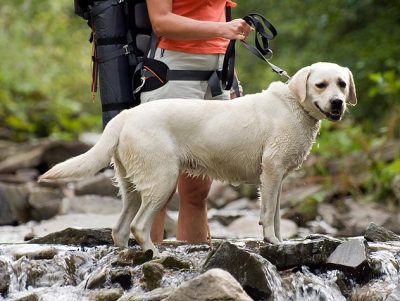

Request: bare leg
left=176, top=173, right=211, bottom=243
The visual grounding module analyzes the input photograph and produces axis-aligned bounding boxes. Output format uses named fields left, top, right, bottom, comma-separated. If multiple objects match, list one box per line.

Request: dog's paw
left=263, top=236, right=280, bottom=244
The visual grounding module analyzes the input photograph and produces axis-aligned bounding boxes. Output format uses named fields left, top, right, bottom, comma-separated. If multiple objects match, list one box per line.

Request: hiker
left=143, top=0, right=252, bottom=243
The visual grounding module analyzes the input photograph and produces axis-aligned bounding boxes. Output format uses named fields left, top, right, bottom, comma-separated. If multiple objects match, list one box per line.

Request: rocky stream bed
left=0, top=138, right=400, bottom=300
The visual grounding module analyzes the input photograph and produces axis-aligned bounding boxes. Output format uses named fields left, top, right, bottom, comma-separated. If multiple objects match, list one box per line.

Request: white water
left=0, top=242, right=399, bottom=300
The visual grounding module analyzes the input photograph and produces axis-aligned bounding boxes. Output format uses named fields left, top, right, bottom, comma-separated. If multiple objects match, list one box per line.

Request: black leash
left=221, top=13, right=290, bottom=91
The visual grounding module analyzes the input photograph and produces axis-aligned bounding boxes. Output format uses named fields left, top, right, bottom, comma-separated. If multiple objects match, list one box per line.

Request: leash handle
left=221, top=13, right=289, bottom=90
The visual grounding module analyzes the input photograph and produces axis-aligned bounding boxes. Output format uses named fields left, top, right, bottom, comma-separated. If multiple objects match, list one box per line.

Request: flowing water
left=0, top=241, right=399, bottom=300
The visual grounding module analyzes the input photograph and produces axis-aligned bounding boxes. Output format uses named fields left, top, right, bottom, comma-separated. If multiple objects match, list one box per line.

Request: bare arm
left=146, top=0, right=252, bottom=40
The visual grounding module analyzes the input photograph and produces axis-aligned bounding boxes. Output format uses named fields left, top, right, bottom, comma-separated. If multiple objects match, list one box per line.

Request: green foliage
left=0, top=0, right=101, bottom=141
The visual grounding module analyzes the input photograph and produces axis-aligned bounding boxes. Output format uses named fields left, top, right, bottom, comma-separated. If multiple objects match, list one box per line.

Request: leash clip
left=134, top=76, right=146, bottom=94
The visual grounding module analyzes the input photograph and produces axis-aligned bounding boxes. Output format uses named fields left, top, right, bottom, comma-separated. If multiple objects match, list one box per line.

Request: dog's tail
left=38, top=110, right=127, bottom=182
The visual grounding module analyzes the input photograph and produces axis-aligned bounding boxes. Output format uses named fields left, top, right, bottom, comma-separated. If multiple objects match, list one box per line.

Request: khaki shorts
left=140, top=49, right=230, bottom=103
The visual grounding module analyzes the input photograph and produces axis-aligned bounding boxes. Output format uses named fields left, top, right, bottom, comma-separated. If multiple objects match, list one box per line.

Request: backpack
left=74, top=0, right=152, bottom=127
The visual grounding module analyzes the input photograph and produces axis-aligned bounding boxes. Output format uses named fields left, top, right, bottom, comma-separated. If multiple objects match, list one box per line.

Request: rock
left=86, top=288, right=124, bottom=301
left=110, top=267, right=133, bottom=290
left=364, top=222, right=400, bottom=242
left=0, top=259, right=10, bottom=297
left=13, top=293, right=40, bottom=301
left=28, top=186, right=63, bottom=221
left=338, top=198, right=392, bottom=236
left=141, top=262, right=164, bottom=290
left=112, top=249, right=153, bottom=267
left=223, top=198, right=254, bottom=210
left=226, top=215, right=298, bottom=240
left=0, top=182, right=31, bottom=225
left=61, top=195, right=121, bottom=215
left=164, top=268, right=253, bottom=301
left=317, top=203, right=345, bottom=229
left=203, top=241, right=278, bottom=300
left=29, top=228, right=115, bottom=246
left=73, top=174, right=119, bottom=197
left=14, top=246, right=58, bottom=260
left=280, top=183, right=322, bottom=208
left=351, top=280, right=396, bottom=301
left=86, top=269, right=108, bottom=289
left=327, top=239, right=370, bottom=276
left=283, top=198, right=320, bottom=226
left=259, top=236, right=342, bottom=270
left=208, top=181, right=239, bottom=209
left=119, top=287, right=173, bottom=301
left=153, top=255, right=191, bottom=270
left=0, top=145, right=47, bottom=173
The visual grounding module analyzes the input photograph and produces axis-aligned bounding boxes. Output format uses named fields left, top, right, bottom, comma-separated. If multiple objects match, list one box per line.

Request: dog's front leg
left=259, top=161, right=284, bottom=244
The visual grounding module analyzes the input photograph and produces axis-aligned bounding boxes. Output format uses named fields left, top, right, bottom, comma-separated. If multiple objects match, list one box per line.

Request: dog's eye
left=315, top=82, right=327, bottom=89
left=338, top=80, right=347, bottom=88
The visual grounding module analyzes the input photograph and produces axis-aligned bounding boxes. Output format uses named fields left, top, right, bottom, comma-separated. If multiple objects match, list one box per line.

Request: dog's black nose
left=330, top=98, right=343, bottom=112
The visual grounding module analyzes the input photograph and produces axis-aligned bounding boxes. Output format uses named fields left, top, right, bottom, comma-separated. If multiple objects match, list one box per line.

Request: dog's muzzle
left=314, top=99, right=344, bottom=121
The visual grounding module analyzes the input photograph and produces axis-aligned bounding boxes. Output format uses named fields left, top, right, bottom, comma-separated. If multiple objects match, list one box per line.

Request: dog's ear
left=288, top=66, right=311, bottom=102
left=347, top=68, right=357, bottom=106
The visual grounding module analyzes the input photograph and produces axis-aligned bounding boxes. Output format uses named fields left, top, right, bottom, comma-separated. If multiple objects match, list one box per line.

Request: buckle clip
left=123, top=44, right=130, bottom=55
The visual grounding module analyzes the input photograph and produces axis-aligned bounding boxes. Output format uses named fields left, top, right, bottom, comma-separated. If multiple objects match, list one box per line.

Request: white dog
left=39, top=62, right=357, bottom=256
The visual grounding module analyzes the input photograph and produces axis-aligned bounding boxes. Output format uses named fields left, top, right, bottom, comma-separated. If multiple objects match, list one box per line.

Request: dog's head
left=288, top=62, right=357, bottom=121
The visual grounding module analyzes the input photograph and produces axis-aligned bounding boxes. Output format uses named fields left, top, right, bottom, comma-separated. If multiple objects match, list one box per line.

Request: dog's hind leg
left=112, top=156, right=142, bottom=248
left=130, top=169, right=179, bottom=257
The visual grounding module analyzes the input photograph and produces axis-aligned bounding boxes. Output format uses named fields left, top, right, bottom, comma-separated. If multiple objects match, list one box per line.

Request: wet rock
left=141, top=262, right=164, bottom=290
left=112, top=249, right=153, bottom=267
left=14, top=246, right=58, bottom=260
left=203, top=241, right=277, bottom=300
left=28, top=187, right=63, bottom=221
left=119, top=287, right=173, bottom=301
left=351, top=280, right=395, bottom=301
left=110, top=267, right=133, bottom=290
left=327, top=239, right=370, bottom=277
left=61, top=195, right=121, bottom=215
left=86, top=269, right=108, bottom=289
left=153, top=255, right=191, bottom=270
left=364, top=222, right=400, bottom=242
left=259, top=236, right=342, bottom=270
left=73, top=174, right=119, bottom=197
left=0, top=259, right=10, bottom=297
left=86, top=288, right=123, bottom=301
left=29, top=228, right=114, bottom=246
left=165, top=268, right=253, bottom=301
left=13, top=293, right=40, bottom=301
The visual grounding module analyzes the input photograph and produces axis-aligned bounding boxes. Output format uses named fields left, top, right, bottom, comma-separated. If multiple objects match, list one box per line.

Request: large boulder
left=203, top=241, right=279, bottom=300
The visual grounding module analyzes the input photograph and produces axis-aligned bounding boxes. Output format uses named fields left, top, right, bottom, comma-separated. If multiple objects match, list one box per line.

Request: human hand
left=221, top=19, right=254, bottom=40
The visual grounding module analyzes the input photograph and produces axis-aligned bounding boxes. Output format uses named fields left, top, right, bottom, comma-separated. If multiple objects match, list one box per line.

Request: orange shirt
left=158, top=0, right=237, bottom=54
